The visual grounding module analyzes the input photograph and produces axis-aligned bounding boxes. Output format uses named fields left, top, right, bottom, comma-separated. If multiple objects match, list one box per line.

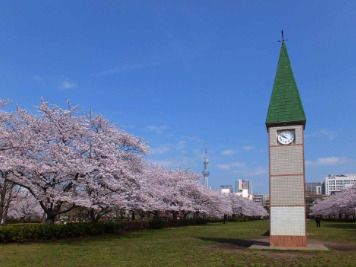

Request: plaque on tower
left=266, top=39, right=307, bottom=247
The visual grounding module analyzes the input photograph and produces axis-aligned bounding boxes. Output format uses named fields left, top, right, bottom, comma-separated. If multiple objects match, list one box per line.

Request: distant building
left=235, top=179, right=253, bottom=199
left=220, top=185, right=233, bottom=194
left=253, top=194, right=263, bottom=205
left=236, top=189, right=252, bottom=199
left=305, top=182, right=322, bottom=196
left=235, top=179, right=251, bottom=194
left=263, top=195, right=270, bottom=211
left=323, top=174, right=356, bottom=195
left=253, top=194, right=270, bottom=211
left=305, top=182, right=324, bottom=216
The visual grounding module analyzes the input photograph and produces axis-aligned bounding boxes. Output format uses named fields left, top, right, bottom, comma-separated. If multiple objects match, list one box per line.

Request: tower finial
left=277, top=30, right=286, bottom=43
left=281, top=30, right=284, bottom=42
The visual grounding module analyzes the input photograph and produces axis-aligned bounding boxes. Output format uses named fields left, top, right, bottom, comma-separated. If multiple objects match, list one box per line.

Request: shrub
left=122, top=221, right=150, bottom=231
left=0, top=218, right=209, bottom=243
left=0, top=222, right=122, bottom=243
left=149, top=218, right=166, bottom=229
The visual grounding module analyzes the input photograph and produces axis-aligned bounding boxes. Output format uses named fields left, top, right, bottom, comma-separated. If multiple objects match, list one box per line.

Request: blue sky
left=1, top=1, right=356, bottom=194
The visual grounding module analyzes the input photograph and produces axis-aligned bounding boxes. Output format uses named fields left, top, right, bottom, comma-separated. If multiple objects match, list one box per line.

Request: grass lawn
left=0, top=220, right=355, bottom=267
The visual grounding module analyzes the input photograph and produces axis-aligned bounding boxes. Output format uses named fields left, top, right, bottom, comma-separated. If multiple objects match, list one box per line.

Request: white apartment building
left=220, top=185, right=233, bottom=194
left=235, top=188, right=253, bottom=200
left=235, top=179, right=251, bottom=194
left=324, top=174, right=356, bottom=195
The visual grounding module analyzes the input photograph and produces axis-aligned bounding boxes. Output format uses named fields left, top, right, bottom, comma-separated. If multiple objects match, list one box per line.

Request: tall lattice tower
left=202, top=149, right=210, bottom=188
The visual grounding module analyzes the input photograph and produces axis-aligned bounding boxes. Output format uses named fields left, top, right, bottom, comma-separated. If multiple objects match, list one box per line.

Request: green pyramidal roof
left=266, top=42, right=306, bottom=128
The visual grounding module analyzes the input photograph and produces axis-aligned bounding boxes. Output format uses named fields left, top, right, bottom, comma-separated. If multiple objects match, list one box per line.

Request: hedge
left=0, top=222, right=121, bottom=243
left=0, top=218, right=208, bottom=243
left=149, top=217, right=208, bottom=229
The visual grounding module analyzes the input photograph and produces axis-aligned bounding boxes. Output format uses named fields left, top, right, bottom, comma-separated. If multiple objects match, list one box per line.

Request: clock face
left=277, top=130, right=295, bottom=145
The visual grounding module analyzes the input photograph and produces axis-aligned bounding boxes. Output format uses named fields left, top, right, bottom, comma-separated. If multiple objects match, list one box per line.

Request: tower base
left=270, top=235, right=307, bottom=247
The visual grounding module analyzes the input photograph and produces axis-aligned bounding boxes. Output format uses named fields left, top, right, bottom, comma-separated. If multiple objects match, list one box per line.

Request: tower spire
left=266, top=37, right=306, bottom=128
left=202, top=148, right=210, bottom=188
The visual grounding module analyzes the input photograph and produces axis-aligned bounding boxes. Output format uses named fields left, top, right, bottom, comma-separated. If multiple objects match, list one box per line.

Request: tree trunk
left=120, top=210, right=124, bottom=220
left=131, top=210, right=135, bottom=221
left=43, top=209, right=58, bottom=224
left=0, top=177, right=15, bottom=224
left=153, top=211, right=159, bottom=220
left=89, top=209, right=99, bottom=222
left=172, top=211, right=177, bottom=221
left=45, top=214, right=56, bottom=224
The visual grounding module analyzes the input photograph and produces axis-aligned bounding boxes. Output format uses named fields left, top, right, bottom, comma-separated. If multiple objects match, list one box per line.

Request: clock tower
left=266, top=39, right=307, bottom=247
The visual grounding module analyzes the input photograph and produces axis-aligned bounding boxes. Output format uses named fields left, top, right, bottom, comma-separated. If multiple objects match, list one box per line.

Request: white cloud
left=306, top=130, right=336, bottom=141
left=121, top=124, right=136, bottom=130
left=95, top=62, right=159, bottom=76
left=215, top=159, right=267, bottom=177
left=144, top=125, right=169, bottom=134
left=318, top=157, right=342, bottom=165
left=221, top=149, right=237, bottom=156
left=60, top=79, right=77, bottom=90
left=307, top=156, right=349, bottom=166
left=150, top=156, right=196, bottom=169
left=244, top=166, right=268, bottom=176
left=150, top=159, right=176, bottom=168
left=305, top=160, right=313, bottom=166
left=215, top=161, right=246, bottom=170
left=177, top=140, right=187, bottom=152
left=242, top=145, right=254, bottom=152
left=150, top=145, right=171, bottom=155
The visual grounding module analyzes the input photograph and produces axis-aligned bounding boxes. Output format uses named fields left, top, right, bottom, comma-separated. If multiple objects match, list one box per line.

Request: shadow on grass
left=198, top=237, right=268, bottom=248
left=262, top=230, right=270, bottom=236
left=325, top=223, right=356, bottom=230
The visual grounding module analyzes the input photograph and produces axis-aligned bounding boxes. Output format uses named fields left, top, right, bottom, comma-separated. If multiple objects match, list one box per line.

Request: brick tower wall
left=268, top=125, right=307, bottom=247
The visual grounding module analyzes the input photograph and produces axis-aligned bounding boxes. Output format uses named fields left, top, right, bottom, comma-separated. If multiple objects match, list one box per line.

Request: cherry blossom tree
left=311, top=185, right=356, bottom=219
left=0, top=103, right=92, bottom=223
left=226, top=193, right=268, bottom=218
left=0, top=101, right=147, bottom=223
left=0, top=100, right=27, bottom=224
left=7, top=188, right=43, bottom=222
left=138, top=165, right=190, bottom=218
left=81, top=114, right=147, bottom=222
left=0, top=173, right=16, bottom=224
left=140, top=164, right=266, bottom=219
left=0, top=99, right=267, bottom=224
left=137, top=165, right=206, bottom=219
